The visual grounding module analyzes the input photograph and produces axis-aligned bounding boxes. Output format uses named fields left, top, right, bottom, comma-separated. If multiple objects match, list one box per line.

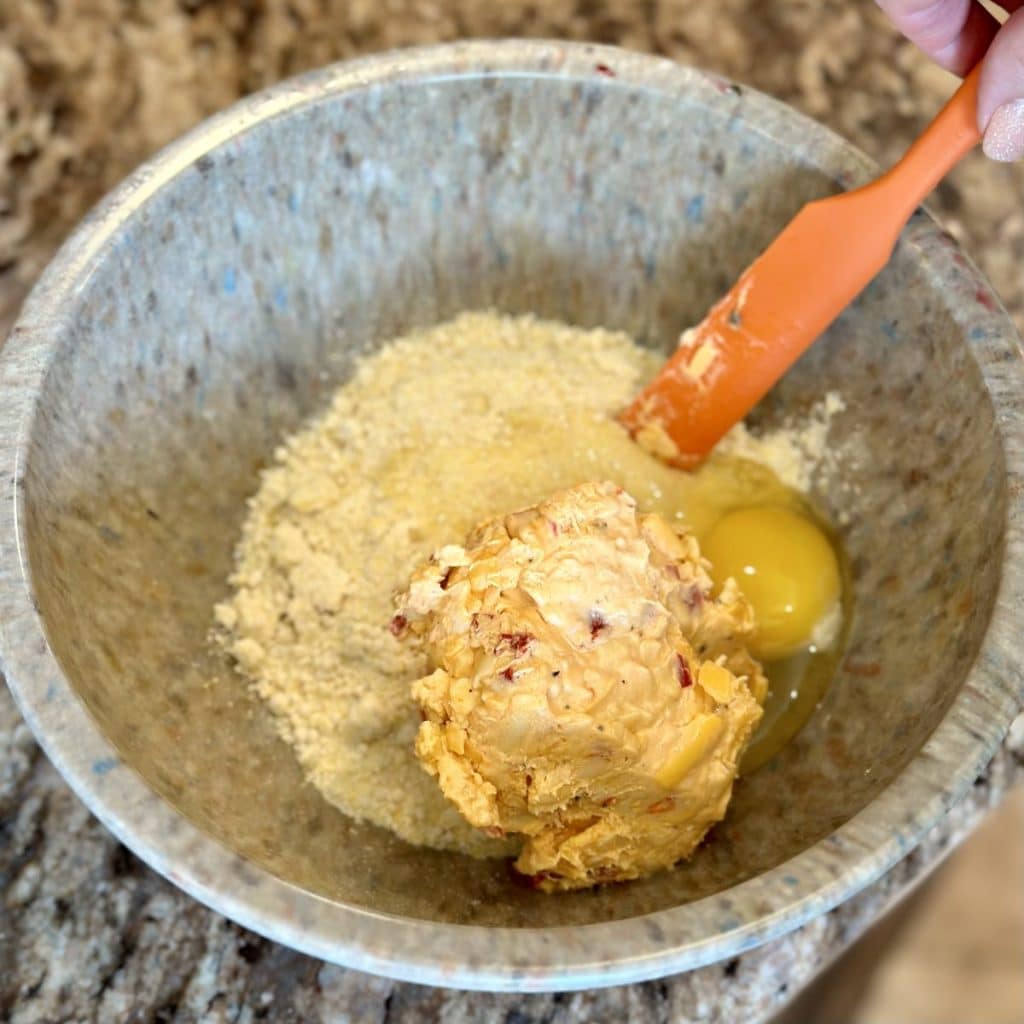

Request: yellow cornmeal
left=216, top=312, right=824, bottom=856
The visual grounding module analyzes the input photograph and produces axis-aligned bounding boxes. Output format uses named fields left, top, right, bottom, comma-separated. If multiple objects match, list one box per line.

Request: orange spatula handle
left=620, top=64, right=983, bottom=468
left=874, top=61, right=982, bottom=221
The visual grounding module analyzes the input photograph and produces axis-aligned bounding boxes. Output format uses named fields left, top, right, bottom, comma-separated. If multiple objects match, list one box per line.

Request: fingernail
left=983, top=99, right=1024, bottom=162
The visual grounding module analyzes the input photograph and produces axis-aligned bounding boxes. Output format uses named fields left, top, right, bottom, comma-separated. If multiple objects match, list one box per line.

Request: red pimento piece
left=589, top=609, right=608, bottom=640
left=525, top=871, right=554, bottom=890
left=501, top=667, right=515, bottom=682
left=499, top=632, right=533, bottom=656
left=595, top=62, right=616, bottom=76
left=389, top=614, right=407, bottom=637
left=676, top=654, right=694, bottom=689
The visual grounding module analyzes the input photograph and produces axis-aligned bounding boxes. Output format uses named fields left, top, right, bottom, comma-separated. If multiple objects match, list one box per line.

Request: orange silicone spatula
left=619, top=63, right=983, bottom=468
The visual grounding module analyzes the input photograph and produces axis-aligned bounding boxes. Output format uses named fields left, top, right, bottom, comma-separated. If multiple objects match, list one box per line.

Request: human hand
left=877, top=0, right=1024, bottom=160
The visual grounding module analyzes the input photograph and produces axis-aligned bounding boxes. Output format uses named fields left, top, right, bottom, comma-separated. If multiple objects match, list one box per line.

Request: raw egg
left=702, top=505, right=841, bottom=660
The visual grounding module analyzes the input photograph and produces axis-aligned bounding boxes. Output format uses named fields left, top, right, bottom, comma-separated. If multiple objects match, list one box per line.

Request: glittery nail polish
left=982, top=99, right=1024, bottom=162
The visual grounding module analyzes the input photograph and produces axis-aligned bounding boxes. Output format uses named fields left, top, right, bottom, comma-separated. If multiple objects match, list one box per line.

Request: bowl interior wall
left=23, top=75, right=1004, bottom=925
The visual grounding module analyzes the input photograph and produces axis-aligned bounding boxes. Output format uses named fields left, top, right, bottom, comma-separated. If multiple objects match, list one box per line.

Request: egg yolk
left=702, top=505, right=841, bottom=661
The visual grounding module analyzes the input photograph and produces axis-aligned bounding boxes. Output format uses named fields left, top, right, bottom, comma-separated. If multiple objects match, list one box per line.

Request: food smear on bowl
left=394, top=480, right=767, bottom=890
left=214, top=312, right=848, bottom=872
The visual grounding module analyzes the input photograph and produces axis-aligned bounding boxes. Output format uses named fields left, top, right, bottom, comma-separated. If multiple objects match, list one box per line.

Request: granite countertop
left=2, top=2, right=1024, bottom=1021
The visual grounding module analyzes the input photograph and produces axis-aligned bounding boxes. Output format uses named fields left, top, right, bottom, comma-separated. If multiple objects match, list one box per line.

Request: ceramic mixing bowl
left=1, top=41, right=1022, bottom=991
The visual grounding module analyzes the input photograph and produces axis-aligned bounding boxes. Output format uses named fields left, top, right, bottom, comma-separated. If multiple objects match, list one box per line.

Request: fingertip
left=978, top=8, right=1024, bottom=130
left=982, top=99, right=1024, bottom=161
left=878, top=0, right=998, bottom=74
left=938, top=0, right=1000, bottom=75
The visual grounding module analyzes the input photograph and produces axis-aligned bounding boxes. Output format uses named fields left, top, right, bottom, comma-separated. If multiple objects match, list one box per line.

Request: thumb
left=979, top=8, right=1024, bottom=161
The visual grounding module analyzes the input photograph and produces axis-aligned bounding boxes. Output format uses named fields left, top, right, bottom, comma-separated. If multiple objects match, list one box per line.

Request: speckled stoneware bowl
left=2, top=40, right=1023, bottom=991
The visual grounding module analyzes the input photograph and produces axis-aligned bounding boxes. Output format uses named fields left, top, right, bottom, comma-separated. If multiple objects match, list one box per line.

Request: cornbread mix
left=395, top=481, right=766, bottom=890
left=216, top=311, right=840, bottom=886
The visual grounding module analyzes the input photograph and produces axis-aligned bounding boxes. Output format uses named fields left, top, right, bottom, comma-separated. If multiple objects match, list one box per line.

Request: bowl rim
left=1, top=39, right=1023, bottom=992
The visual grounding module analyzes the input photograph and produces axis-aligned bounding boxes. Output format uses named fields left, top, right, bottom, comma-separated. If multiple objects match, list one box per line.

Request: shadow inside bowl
left=22, top=69, right=1004, bottom=926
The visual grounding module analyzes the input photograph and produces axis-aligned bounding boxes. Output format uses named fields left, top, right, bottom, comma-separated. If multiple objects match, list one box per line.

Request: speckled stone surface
left=1, top=8, right=1023, bottom=1024
left=1, top=687, right=1020, bottom=1020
